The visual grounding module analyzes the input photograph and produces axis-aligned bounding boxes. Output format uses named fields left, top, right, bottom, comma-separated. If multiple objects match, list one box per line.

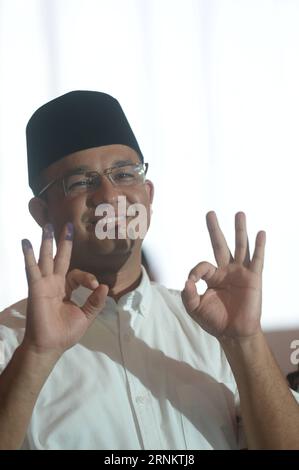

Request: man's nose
left=87, top=176, right=121, bottom=206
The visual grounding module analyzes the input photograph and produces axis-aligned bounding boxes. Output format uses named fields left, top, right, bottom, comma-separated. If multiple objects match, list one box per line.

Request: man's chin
left=70, top=237, right=135, bottom=274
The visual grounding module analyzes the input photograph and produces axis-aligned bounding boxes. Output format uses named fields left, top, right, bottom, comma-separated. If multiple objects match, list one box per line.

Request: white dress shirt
left=1, top=268, right=297, bottom=450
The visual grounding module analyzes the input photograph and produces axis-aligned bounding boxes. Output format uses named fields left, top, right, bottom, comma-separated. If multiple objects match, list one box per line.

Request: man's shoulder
left=0, top=299, right=27, bottom=371
left=148, top=281, right=235, bottom=383
left=149, top=281, right=200, bottom=330
left=149, top=281, right=188, bottom=314
left=149, top=280, right=182, bottom=301
left=0, top=298, right=27, bottom=326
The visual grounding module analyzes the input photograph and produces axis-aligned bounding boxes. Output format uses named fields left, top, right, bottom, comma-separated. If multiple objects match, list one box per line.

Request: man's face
left=38, top=144, right=153, bottom=273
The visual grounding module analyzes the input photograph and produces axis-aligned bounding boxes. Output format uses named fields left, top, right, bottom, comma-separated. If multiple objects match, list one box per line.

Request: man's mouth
left=88, top=215, right=127, bottom=226
left=85, top=215, right=128, bottom=234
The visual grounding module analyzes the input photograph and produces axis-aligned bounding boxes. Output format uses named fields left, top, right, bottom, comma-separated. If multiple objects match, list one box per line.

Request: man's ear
left=28, top=197, right=49, bottom=228
left=145, top=179, right=154, bottom=205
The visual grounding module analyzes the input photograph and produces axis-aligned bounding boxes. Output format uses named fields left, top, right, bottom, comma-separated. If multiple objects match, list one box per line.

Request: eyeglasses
left=38, top=162, right=149, bottom=197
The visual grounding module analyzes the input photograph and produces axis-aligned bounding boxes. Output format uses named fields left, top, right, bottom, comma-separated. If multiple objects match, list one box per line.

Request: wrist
left=219, top=329, right=266, bottom=360
left=18, top=341, right=63, bottom=367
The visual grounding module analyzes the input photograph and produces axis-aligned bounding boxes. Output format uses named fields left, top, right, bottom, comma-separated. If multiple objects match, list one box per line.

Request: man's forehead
left=41, top=145, right=139, bottom=180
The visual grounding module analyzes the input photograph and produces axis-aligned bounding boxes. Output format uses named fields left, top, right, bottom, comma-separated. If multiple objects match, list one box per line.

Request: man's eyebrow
left=64, top=166, right=90, bottom=176
left=111, top=159, right=135, bottom=167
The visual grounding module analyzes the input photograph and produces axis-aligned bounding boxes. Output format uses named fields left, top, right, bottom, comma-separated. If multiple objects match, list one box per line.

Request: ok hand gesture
left=21, top=223, right=108, bottom=357
left=182, top=212, right=266, bottom=341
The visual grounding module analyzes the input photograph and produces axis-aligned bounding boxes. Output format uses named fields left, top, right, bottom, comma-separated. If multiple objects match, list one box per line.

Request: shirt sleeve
left=233, top=388, right=247, bottom=449
left=291, top=388, right=299, bottom=403
left=0, top=302, right=30, bottom=449
left=0, top=302, right=26, bottom=373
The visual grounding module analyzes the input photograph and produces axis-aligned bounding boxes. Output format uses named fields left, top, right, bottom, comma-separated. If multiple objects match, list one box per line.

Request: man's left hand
left=181, top=211, right=266, bottom=341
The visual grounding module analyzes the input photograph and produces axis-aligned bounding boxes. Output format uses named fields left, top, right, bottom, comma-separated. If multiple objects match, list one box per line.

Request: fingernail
left=42, top=223, right=54, bottom=240
left=189, top=274, right=196, bottom=282
left=91, top=280, right=99, bottom=289
left=65, top=223, right=74, bottom=241
left=21, top=239, right=32, bottom=251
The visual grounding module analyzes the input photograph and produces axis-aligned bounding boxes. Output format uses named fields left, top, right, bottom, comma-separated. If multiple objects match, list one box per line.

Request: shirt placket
left=117, top=304, right=162, bottom=450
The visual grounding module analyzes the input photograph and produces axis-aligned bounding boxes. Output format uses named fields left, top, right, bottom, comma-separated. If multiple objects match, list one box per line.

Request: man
left=0, top=90, right=298, bottom=450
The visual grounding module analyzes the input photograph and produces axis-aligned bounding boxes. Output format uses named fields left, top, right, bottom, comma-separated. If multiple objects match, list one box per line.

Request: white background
left=0, top=0, right=298, bottom=351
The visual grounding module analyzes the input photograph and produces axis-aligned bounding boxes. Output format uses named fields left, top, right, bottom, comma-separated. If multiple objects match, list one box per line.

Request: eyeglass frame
left=37, top=162, right=149, bottom=198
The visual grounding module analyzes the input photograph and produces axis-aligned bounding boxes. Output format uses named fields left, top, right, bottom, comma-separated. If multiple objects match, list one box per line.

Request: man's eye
left=114, top=171, right=135, bottom=180
left=68, top=179, right=94, bottom=190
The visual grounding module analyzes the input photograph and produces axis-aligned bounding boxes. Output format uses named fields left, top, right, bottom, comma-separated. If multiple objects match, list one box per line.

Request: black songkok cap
left=26, top=90, right=143, bottom=194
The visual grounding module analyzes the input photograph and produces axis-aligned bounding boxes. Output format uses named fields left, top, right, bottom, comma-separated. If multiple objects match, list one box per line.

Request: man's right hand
left=21, top=222, right=108, bottom=358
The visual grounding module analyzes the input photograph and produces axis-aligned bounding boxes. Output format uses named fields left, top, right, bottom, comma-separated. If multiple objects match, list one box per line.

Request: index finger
left=206, top=211, right=233, bottom=267
left=53, top=223, right=74, bottom=276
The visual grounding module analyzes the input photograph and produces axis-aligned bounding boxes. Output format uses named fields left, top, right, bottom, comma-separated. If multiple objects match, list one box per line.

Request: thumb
left=181, top=279, right=200, bottom=314
left=81, top=284, right=109, bottom=321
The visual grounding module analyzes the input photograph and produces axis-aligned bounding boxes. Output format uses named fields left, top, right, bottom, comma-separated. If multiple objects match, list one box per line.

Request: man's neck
left=92, top=250, right=143, bottom=302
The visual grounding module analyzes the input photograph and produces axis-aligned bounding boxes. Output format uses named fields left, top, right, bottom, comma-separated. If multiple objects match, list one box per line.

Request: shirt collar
left=117, top=266, right=152, bottom=316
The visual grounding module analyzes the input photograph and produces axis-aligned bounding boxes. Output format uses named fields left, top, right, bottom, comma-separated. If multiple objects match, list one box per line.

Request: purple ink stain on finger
left=42, top=223, right=54, bottom=240
left=65, top=223, right=74, bottom=241
left=21, top=239, right=32, bottom=251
